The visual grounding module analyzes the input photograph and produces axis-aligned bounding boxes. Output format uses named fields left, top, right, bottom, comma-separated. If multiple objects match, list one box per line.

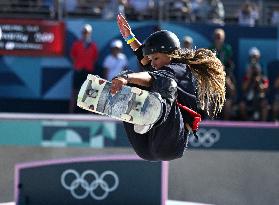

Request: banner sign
left=15, top=156, right=168, bottom=205
left=0, top=19, right=65, bottom=56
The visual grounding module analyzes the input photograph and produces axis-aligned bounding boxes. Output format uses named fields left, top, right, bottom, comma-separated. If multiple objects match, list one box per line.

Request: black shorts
left=73, top=69, right=90, bottom=89
left=123, top=103, right=189, bottom=161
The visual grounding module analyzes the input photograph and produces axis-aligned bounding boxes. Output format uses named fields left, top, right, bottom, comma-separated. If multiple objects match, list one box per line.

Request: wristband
left=124, top=33, right=135, bottom=41
left=127, top=37, right=135, bottom=44
left=125, top=33, right=136, bottom=44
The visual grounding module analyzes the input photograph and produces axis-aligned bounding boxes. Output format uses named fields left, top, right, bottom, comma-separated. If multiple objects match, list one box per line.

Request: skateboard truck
left=86, top=89, right=98, bottom=98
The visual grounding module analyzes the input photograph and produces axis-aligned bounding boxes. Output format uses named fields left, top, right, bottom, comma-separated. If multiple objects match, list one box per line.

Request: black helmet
left=142, top=30, right=180, bottom=56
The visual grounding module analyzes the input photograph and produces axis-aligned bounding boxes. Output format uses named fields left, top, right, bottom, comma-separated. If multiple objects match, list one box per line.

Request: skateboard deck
left=77, top=74, right=163, bottom=125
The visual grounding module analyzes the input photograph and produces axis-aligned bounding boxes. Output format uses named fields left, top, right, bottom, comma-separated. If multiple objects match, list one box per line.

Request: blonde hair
left=170, top=48, right=226, bottom=117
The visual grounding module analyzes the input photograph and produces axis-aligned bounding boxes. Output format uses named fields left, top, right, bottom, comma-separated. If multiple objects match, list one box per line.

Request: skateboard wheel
left=121, top=114, right=133, bottom=121
left=87, top=74, right=95, bottom=81
left=131, top=87, right=143, bottom=95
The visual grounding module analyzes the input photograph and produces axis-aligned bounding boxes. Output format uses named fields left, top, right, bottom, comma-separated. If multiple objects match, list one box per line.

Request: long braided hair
left=170, top=48, right=226, bottom=117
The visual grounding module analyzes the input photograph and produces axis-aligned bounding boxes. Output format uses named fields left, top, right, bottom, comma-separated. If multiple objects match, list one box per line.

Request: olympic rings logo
left=61, top=169, right=119, bottom=200
left=189, top=128, right=220, bottom=148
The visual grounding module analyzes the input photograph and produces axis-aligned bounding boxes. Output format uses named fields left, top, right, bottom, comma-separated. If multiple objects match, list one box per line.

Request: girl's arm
left=117, top=14, right=150, bottom=65
left=111, top=72, right=153, bottom=94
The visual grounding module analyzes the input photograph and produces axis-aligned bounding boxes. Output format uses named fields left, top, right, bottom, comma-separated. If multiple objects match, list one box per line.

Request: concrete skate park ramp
left=0, top=114, right=279, bottom=205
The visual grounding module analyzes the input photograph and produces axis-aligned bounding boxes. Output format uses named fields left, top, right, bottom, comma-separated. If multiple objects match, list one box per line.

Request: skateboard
left=77, top=74, right=163, bottom=125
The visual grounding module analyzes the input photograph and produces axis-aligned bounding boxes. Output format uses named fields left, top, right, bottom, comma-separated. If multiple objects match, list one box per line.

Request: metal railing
left=0, top=0, right=278, bottom=26
left=0, top=0, right=56, bottom=19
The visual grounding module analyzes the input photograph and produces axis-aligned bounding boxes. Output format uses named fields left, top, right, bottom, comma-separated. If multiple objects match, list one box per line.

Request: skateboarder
left=111, top=14, right=226, bottom=161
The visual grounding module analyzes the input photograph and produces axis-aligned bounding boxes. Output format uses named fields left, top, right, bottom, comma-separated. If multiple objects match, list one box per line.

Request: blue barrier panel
left=0, top=114, right=278, bottom=150
left=188, top=121, right=279, bottom=150
left=0, top=113, right=129, bottom=148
